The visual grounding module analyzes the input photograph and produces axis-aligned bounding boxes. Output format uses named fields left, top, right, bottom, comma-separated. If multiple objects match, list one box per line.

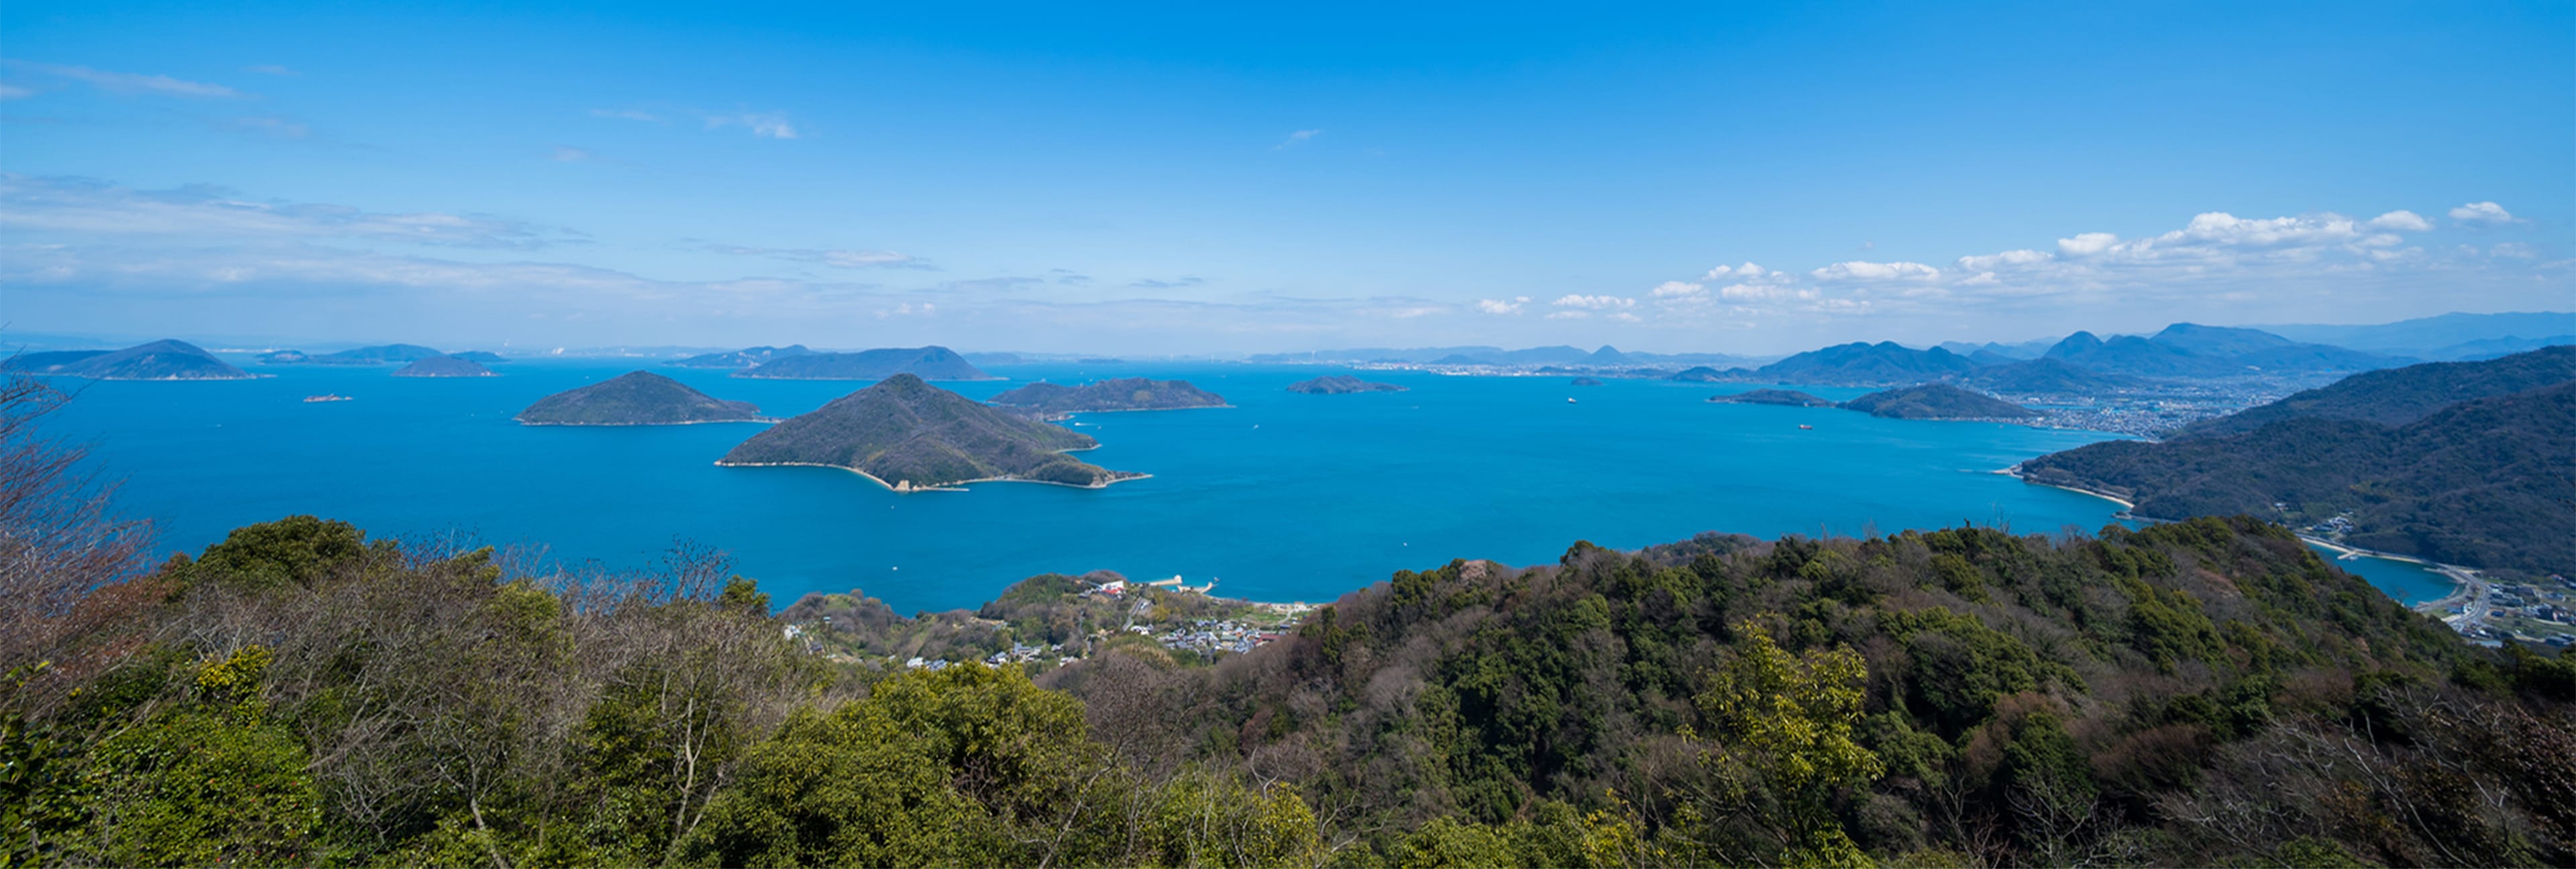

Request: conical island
left=516, top=371, right=765, bottom=425
left=717, top=373, right=1141, bottom=491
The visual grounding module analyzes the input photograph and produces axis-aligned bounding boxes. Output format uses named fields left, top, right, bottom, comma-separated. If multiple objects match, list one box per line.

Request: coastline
left=517, top=417, right=777, bottom=426
left=1998, top=466, right=2137, bottom=510
left=2296, top=534, right=2480, bottom=614
left=713, top=459, right=1150, bottom=493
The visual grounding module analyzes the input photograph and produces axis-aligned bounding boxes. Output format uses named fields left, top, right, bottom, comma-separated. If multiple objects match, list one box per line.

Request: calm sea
left=34, top=358, right=2457, bottom=612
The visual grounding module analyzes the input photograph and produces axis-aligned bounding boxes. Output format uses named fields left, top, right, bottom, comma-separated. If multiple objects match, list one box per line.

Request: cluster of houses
left=2308, top=514, right=2356, bottom=536
left=1144, top=618, right=1289, bottom=656
left=1084, top=575, right=1220, bottom=597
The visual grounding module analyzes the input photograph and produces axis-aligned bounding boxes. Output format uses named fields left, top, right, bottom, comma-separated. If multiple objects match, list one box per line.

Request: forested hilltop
left=2021, top=347, right=2575, bottom=575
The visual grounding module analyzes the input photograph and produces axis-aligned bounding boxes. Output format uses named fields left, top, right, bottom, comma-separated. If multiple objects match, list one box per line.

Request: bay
left=32, top=357, right=2436, bottom=612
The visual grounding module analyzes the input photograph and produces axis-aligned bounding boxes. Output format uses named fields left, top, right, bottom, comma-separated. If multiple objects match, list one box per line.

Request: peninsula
left=1709, top=388, right=1833, bottom=407
left=987, top=377, right=1229, bottom=414
left=390, top=355, right=496, bottom=378
left=1, top=339, right=252, bottom=380
left=1838, top=384, right=2037, bottom=419
left=717, top=373, right=1141, bottom=490
left=733, top=345, right=991, bottom=380
left=516, top=371, right=765, bottom=425
left=1285, top=375, right=1406, bottom=394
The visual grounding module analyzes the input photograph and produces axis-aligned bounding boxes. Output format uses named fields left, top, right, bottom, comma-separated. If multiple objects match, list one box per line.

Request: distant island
left=1666, top=366, right=1729, bottom=382
left=1569, top=377, right=1604, bottom=387
left=1, top=339, right=252, bottom=381
left=672, top=344, right=812, bottom=369
left=1286, top=375, right=1406, bottom=394
left=390, top=356, right=496, bottom=378
left=988, top=377, right=1228, bottom=414
left=449, top=351, right=508, bottom=363
left=263, top=344, right=448, bottom=365
left=718, top=373, right=1140, bottom=491
left=1838, top=384, right=2037, bottom=420
left=733, top=346, right=992, bottom=381
left=1709, top=388, right=1833, bottom=407
left=2019, top=347, right=2574, bottom=575
left=516, top=371, right=764, bottom=425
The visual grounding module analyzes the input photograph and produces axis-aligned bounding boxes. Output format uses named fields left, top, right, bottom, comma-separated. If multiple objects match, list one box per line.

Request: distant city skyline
left=2, top=2, right=2569, bottom=354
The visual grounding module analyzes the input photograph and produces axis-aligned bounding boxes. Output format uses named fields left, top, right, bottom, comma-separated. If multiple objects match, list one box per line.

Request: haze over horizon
left=3, top=1, right=2570, bottom=354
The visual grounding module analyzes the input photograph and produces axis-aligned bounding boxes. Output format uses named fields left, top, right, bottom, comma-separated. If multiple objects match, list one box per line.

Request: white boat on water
left=303, top=394, right=353, bottom=403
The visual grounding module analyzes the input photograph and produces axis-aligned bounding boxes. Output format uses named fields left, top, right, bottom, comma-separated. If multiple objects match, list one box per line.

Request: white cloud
left=1648, top=280, right=1705, bottom=298
left=1811, top=260, right=1939, bottom=281
left=1551, top=294, right=1635, bottom=310
left=1475, top=296, right=1528, bottom=314
left=0, top=174, right=555, bottom=249
left=1607, top=312, right=1642, bottom=323
left=7, top=61, right=241, bottom=98
left=1275, top=129, right=1322, bottom=150
left=2449, top=201, right=2519, bottom=226
left=1955, top=249, right=2049, bottom=271
left=2057, top=232, right=2119, bottom=256
left=1544, top=310, right=1590, bottom=320
left=704, top=243, right=926, bottom=270
left=708, top=111, right=797, bottom=139
left=2491, top=242, right=2538, bottom=259
left=1701, top=262, right=1771, bottom=280
left=0, top=84, right=32, bottom=101
left=2367, top=210, right=2432, bottom=231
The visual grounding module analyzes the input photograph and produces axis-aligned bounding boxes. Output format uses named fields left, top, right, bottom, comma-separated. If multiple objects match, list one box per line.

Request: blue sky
left=2, top=1, right=2569, bottom=354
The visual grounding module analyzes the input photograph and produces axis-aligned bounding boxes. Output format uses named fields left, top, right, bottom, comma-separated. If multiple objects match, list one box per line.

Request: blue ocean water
left=33, top=358, right=2458, bottom=612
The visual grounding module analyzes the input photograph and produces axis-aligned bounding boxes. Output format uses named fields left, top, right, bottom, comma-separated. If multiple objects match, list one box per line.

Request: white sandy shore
left=1995, top=467, right=2137, bottom=510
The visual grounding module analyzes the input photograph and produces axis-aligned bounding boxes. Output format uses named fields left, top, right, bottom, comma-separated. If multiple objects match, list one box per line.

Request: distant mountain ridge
left=2175, top=344, right=2576, bottom=438
left=733, top=346, right=991, bottom=381
left=718, top=373, right=1138, bottom=490
left=391, top=355, right=496, bottom=378
left=672, top=345, right=814, bottom=369
left=2, top=339, right=252, bottom=381
left=2253, top=311, right=2576, bottom=358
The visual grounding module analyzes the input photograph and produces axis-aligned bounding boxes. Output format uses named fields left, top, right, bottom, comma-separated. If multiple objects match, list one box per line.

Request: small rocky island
left=718, top=373, right=1141, bottom=491
left=516, top=371, right=764, bottom=425
left=1839, top=384, right=2037, bottom=420
left=1285, top=375, right=1406, bottom=394
left=1710, top=388, right=1834, bottom=407
left=672, top=344, right=811, bottom=369
left=733, top=346, right=991, bottom=380
left=391, top=355, right=496, bottom=378
left=1, top=339, right=252, bottom=380
left=987, top=377, right=1229, bottom=414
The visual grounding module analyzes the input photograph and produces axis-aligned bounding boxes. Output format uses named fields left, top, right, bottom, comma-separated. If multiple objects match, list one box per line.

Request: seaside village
left=778, top=571, right=1317, bottom=671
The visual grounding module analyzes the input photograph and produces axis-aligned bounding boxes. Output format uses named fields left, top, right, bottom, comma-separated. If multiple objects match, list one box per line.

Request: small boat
left=1566, top=398, right=1577, bottom=404
left=1798, top=424, right=1813, bottom=430
left=303, top=394, right=353, bottom=403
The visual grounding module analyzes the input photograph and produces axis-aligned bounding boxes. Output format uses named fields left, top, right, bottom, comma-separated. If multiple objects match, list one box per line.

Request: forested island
left=717, top=373, right=1139, bottom=490
left=987, top=377, right=1228, bottom=414
left=2020, top=347, right=2575, bottom=576
left=1839, top=384, right=2039, bottom=419
left=515, top=371, right=765, bottom=425
left=1285, top=374, right=1406, bottom=394
left=731, top=345, right=991, bottom=381
left=670, top=344, right=811, bottom=369
left=389, top=355, right=496, bottom=378
left=1709, top=388, right=1834, bottom=407
left=0, top=339, right=252, bottom=380
left=261, top=344, right=447, bottom=365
